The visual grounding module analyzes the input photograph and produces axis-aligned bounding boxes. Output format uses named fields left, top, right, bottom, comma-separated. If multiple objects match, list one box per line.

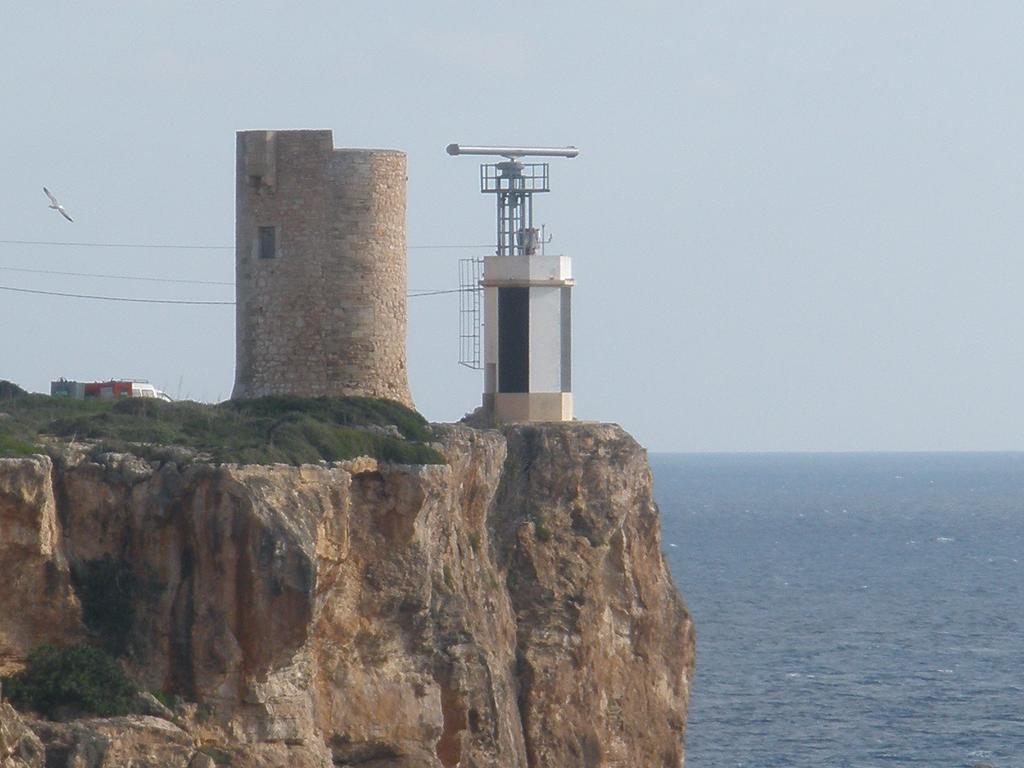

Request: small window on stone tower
left=258, top=226, right=277, bottom=259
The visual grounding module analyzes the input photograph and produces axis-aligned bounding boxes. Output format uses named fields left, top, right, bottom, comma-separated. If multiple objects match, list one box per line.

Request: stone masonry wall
left=233, top=130, right=412, bottom=406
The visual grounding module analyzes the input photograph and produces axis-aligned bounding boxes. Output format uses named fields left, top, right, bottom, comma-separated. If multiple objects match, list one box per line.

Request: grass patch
left=152, top=689, right=175, bottom=710
left=1, top=643, right=137, bottom=719
left=534, top=519, right=553, bottom=543
left=0, top=432, right=38, bottom=457
left=0, top=381, right=444, bottom=466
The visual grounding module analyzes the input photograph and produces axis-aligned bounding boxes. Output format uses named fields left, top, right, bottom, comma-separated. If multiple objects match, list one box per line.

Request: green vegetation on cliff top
left=0, top=381, right=444, bottom=465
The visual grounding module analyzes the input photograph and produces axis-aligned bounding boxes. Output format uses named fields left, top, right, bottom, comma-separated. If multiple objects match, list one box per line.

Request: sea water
left=652, top=453, right=1024, bottom=767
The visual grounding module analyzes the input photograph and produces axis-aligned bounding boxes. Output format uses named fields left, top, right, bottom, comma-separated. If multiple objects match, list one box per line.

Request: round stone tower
left=232, top=130, right=412, bottom=406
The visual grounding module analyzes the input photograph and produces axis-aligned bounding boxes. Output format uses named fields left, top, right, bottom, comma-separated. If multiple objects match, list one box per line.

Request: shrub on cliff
left=0, top=380, right=27, bottom=400
left=225, top=395, right=434, bottom=442
left=0, top=385, right=444, bottom=465
left=0, top=433, right=37, bottom=457
left=0, top=381, right=34, bottom=455
left=2, top=644, right=137, bottom=719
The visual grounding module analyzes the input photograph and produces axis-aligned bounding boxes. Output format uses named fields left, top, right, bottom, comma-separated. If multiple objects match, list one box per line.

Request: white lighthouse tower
left=448, top=144, right=578, bottom=422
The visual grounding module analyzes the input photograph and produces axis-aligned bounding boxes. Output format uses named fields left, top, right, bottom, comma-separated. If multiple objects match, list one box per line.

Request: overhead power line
left=407, top=288, right=470, bottom=296
left=0, top=239, right=232, bottom=250
left=0, top=267, right=477, bottom=292
left=410, top=244, right=493, bottom=250
left=0, top=236, right=486, bottom=304
left=0, top=285, right=234, bottom=305
left=0, top=283, right=469, bottom=304
left=0, top=238, right=494, bottom=251
left=0, top=237, right=482, bottom=301
left=0, top=265, right=233, bottom=286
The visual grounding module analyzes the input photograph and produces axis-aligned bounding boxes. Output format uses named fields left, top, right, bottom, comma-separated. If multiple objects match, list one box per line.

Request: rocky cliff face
left=0, top=423, right=694, bottom=768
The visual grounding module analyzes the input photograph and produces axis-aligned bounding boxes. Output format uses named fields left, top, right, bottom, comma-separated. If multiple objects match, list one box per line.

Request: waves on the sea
left=653, top=453, right=1024, bottom=767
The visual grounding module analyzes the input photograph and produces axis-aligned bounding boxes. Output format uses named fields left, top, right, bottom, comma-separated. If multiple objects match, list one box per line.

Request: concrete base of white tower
left=485, top=392, right=573, bottom=423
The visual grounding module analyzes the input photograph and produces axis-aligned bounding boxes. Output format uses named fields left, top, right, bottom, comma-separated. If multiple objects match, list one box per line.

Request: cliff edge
left=0, top=422, right=694, bottom=768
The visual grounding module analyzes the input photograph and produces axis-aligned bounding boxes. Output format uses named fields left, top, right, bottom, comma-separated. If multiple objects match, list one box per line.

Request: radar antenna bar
left=446, top=144, right=579, bottom=159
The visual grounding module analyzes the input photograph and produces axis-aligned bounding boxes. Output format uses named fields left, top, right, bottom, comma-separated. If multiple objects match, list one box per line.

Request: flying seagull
left=43, top=187, right=73, bottom=222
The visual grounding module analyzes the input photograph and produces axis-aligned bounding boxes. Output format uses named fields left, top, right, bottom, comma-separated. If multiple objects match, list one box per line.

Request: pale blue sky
left=2, top=2, right=1023, bottom=451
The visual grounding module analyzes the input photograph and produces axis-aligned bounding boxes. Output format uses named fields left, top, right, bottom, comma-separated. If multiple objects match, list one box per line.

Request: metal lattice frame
left=480, top=162, right=549, bottom=256
left=458, top=164, right=550, bottom=367
left=458, top=257, right=484, bottom=369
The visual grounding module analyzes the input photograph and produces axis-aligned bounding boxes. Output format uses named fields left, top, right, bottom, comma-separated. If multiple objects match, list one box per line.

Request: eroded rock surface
left=26, top=716, right=194, bottom=768
left=0, top=457, right=82, bottom=677
left=0, top=703, right=44, bottom=768
left=495, top=425, right=694, bottom=768
left=0, top=423, right=694, bottom=767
